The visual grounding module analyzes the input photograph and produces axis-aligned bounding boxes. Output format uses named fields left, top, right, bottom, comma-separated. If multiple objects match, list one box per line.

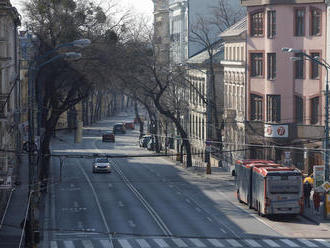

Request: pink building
left=242, top=0, right=327, bottom=172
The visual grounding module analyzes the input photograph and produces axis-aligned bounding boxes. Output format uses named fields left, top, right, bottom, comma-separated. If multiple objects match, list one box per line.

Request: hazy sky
left=10, top=0, right=153, bottom=22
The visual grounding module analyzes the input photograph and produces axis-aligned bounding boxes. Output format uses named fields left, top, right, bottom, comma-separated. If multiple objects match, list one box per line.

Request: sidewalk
left=171, top=160, right=330, bottom=227
left=0, top=155, right=29, bottom=248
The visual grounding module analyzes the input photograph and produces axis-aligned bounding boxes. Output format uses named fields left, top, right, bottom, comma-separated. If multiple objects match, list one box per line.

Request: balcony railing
left=0, top=93, right=9, bottom=118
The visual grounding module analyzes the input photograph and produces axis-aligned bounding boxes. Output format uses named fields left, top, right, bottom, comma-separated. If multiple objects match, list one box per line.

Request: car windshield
left=96, top=158, right=109, bottom=163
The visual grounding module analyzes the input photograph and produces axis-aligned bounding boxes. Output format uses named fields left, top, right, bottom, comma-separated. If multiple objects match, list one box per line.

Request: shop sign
left=264, top=124, right=288, bottom=138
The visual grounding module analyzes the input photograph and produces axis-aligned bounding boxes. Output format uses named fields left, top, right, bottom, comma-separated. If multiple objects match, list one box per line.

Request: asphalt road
left=40, top=111, right=330, bottom=248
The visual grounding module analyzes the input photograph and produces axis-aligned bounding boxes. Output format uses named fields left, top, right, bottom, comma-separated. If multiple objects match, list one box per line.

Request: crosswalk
left=48, top=237, right=330, bottom=248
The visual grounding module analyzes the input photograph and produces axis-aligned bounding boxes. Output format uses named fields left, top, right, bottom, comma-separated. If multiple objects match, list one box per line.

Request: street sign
left=314, top=165, right=325, bottom=190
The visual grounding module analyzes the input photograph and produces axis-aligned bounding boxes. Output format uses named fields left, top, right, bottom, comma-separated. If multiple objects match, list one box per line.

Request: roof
left=219, top=16, right=247, bottom=38
left=186, top=40, right=224, bottom=64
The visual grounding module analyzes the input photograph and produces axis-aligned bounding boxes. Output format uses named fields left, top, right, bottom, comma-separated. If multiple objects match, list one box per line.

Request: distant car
left=113, top=123, right=126, bottom=134
left=124, top=122, right=135, bottom=130
left=139, top=135, right=152, bottom=148
left=102, top=131, right=115, bottom=142
left=92, top=158, right=111, bottom=173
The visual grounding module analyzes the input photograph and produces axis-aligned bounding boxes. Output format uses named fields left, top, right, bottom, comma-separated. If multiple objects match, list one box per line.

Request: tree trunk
left=134, top=101, right=144, bottom=138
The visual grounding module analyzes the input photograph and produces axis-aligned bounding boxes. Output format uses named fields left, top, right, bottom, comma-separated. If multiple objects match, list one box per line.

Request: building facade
left=220, top=17, right=247, bottom=168
left=242, top=0, right=327, bottom=172
left=0, top=0, right=20, bottom=218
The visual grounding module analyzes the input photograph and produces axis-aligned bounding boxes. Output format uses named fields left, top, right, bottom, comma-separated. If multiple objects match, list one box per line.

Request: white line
left=81, top=240, right=94, bottom=248
left=263, top=239, right=280, bottom=247
left=207, top=217, right=213, bottom=222
left=153, top=238, right=169, bottom=247
left=185, top=198, right=191, bottom=203
left=245, top=239, right=262, bottom=247
left=314, top=239, right=330, bottom=248
left=280, top=239, right=300, bottom=247
left=226, top=239, right=243, bottom=247
left=136, top=239, right=151, bottom=248
left=79, top=164, right=113, bottom=247
left=100, top=239, right=112, bottom=248
left=118, top=201, right=124, bottom=207
left=220, top=228, right=227, bottom=233
left=172, top=238, right=188, bottom=247
left=195, top=207, right=201, bottom=212
left=50, top=241, right=58, bottom=248
left=128, top=220, right=136, bottom=228
left=118, top=239, right=133, bottom=248
left=189, top=238, right=207, bottom=247
left=0, top=188, right=14, bottom=229
left=298, top=239, right=318, bottom=247
left=63, top=240, right=75, bottom=248
left=207, top=239, right=224, bottom=247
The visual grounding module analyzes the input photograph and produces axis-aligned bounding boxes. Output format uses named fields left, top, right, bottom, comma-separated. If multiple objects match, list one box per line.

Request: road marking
left=82, top=240, right=94, bottom=248
left=70, top=183, right=75, bottom=188
left=245, top=239, right=262, bottom=247
left=176, top=191, right=181, bottom=195
left=108, top=183, right=113, bottom=188
left=226, top=239, right=242, bottom=247
left=298, top=239, right=318, bottom=247
left=63, top=240, right=75, bottom=248
left=153, top=238, right=169, bottom=247
left=169, top=184, right=174, bottom=188
left=50, top=241, right=58, bottom=248
left=280, top=239, right=299, bottom=247
left=207, top=217, right=213, bottom=222
left=172, top=238, right=188, bottom=247
left=136, top=239, right=151, bottom=248
left=185, top=198, right=191, bottom=203
left=314, top=239, right=330, bottom=248
left=118, top=239, right=133, bottom=248
left=128, top=220, right=136, bottom=228
left=118, top=201, right=125, bottom=207
left=220, top=228, right=227, bottom=233
left=207, top=239, right=224, bottom=247
left=79, top=162, right=113, bottom=247
left=263, top=239, right=280, bottom=247
left=100, top=240, right=112, bottom=247
left=74, top=201, right=79, bottom=208
left=189, top=238, right=206, bottom=247
left=195, top=207, right=201, bottom=212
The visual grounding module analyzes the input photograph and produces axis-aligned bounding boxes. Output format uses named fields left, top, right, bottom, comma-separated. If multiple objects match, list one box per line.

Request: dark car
left=102, top=131, right=115, bottom=142
left=113, top=123, right=126, bottom=134
left=124, top=122, right=135, bottom=130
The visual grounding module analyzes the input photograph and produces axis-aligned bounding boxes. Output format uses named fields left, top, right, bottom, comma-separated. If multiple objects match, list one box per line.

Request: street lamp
left=282, top=47, right=329, bottom=182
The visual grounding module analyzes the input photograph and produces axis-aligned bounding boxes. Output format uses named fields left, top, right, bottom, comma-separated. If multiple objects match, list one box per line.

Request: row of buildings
left=153, top=0, right=330, bottom=174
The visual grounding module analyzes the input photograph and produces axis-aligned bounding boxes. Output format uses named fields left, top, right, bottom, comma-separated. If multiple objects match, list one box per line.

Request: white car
left=92, top=158, right=111, bottom=173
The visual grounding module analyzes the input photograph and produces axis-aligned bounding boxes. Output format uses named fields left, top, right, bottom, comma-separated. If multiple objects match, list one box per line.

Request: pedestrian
left=303, top=181, right=312, bottom=208
left=313, top=191, right=321, bottom=213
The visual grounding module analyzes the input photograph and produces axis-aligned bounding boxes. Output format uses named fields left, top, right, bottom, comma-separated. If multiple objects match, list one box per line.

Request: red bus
left=235, top=160, right=279, bottom=208
left=251, top=167, right=303, bottom=216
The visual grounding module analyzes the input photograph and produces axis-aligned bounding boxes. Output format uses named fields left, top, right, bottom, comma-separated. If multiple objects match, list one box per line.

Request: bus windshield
left=268, top=176, right=301, bottom=194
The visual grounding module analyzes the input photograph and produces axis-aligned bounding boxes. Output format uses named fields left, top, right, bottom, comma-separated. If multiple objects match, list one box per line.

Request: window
left=295, top=9, right=305, bottom=36
left=311, top=8, right=321, bottom=36
left=250, top=94, right=263, bottom=121
left=251, top=53, right=263, bottom=77
left=295, top=53, right=304, bottom=79
left=311, top=97, right=319, bottom=124
left=251, top=11, right=264, bottom=37
left=267, top=95, right=281, bottom=122
left=267, top=10, right=276, bottom=38
left=311, top=52, right=320, bottom=79
left=267, top=53, right=276, bottom=79
left=295, top=96, right=303, bottom=123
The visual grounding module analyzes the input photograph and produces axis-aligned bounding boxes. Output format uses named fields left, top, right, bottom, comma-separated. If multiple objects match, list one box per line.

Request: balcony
left=0, top=94, right=9, bottom=118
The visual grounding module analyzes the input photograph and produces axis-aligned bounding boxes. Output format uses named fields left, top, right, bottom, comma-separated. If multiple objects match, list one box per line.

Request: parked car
left=92, top=158, right=111, bottom=173
left=124, top=122, right=135, bottom=130
left=102, top=131, right=115, bottom=142
left=139, top=135, right=152, bottom=148
left=146, top=137, right=156, bottom=150
left=113, top=123, right=126, bottom=134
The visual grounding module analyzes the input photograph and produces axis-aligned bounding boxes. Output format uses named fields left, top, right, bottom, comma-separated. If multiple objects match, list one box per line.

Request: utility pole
left=325, top=69, right=329, bottom=182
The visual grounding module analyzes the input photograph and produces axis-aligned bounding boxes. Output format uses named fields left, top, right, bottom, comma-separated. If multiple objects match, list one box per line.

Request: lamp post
left=27, top=39, right=89, bottom=247
left=282, top=47, right=329, bottom=182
